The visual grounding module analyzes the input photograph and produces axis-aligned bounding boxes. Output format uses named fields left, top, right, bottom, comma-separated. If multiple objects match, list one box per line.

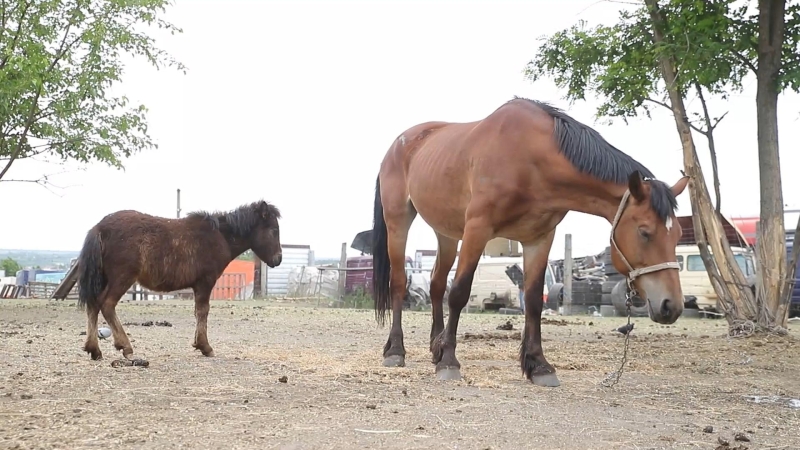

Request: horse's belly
left=409, top=187, right=466, bottom=239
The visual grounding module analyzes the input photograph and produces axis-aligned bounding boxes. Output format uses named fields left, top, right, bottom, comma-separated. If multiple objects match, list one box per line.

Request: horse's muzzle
left=268, top=253, right=282, bottom=268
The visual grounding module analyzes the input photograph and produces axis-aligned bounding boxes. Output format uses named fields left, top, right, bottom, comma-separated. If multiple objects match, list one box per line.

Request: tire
left=601, top=293, right=613, bottom=305
left=610, top=279, right=648, bottom=317
left=572, top=281, right=590, bottom=294
left=546, top=283, right=563, bottom=310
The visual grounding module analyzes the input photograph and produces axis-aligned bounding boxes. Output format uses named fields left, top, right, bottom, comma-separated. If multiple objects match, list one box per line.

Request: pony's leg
left=99, top=282, right=135, bottom=359
left=83, top=297, right=104, bottom=360
left=519, top=231, right=560, bottom=387
left=429, top=233, right=458, bottom=355
left=431, top=219, right=492, bottom=380
left=192, top=286, right=214, bottom=357
left=382, top=205, right=417, bottom=368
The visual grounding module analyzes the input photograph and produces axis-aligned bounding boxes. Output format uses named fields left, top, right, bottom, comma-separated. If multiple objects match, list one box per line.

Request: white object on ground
left=98, top=327, right=112, bottom=339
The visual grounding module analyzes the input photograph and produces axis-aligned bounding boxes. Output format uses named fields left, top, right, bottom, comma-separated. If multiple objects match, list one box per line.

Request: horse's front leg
left=192, top=286, right=215, bottom=357
left=520, top=232, right=560, bottom=387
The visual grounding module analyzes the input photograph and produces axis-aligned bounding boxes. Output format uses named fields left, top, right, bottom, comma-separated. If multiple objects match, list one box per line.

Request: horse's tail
left=77, top=227, right=106, bottom=310
left=372, top=175, right=391, bottom=327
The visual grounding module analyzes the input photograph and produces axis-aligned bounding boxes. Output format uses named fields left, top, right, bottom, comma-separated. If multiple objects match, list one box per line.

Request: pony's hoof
left=435, top=366, right=462, bottom=381
left=89, top=352, right=103, bottom=361
left=530, top=372, right=560, bottom=387
left=382, top=355, right=405, bottom=367
left=203, top=350, right=216, bottom=357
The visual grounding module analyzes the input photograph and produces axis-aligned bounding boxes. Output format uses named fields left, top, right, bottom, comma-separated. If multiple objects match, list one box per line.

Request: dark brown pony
left=371, top=97, right=690, bottom=386
left=77, top=200, right=282, bottom=361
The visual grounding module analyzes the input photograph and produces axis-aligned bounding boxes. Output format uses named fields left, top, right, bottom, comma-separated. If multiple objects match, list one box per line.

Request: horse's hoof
left=435, top=366, right=462, bottom=381
left=530, top=372, right=560, bottom=387
left=382, top=355, right=405, bottom=367
left=89, top=352, right=103, bottom=361
left=203, top=350, right=216, bottom=358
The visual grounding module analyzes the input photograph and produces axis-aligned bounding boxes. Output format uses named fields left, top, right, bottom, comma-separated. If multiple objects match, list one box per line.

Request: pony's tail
left=77, top=228, right=106, bottom=310
left=372, top=175, right=391, bottom=327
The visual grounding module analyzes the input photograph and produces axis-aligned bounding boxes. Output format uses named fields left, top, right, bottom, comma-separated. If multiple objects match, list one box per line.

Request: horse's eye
left=638, top=228, right=651, bottom=240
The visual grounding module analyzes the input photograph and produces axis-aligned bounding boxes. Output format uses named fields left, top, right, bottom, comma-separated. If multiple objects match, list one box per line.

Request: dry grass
left=1, top=299, right=799, bottom=450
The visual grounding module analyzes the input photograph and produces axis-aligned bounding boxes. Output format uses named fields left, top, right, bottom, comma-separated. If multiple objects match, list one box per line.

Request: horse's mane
left=509, top=96, right=677, bottom=221
left=187, top=200, right=281, bottom=236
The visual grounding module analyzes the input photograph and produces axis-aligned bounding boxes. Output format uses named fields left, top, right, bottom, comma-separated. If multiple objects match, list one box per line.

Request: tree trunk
left=644, top=0, right=760, bottom=332
left=756, top=0, right=788, bottom=327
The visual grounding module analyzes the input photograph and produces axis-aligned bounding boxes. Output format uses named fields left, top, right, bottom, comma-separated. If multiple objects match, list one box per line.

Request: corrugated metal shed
left=676, top=215, right=750, bottom=248
left=266, top=244, right=313, bottom=296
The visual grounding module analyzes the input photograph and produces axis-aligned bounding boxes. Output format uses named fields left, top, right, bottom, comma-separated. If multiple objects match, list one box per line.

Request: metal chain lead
left=600, top=285, right=635, bottom=388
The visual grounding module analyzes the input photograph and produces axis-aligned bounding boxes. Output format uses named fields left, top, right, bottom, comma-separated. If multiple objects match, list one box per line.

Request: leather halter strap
left=609, top=189, right=681, bottom=286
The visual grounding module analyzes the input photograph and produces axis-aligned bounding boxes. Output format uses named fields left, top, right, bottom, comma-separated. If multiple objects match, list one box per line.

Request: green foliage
left=524, top=0, right=800, bottom=123
left=1, top=257, right=21, bottom=275
left=0, top=0, right=185, bottom=180
left=236, top=249, right=254, bottom=261
left=342, top=288, right=373, bottom=310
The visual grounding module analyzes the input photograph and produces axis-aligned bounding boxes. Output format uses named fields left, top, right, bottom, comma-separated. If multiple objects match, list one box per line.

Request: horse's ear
left=670, top=175, right=690, bottom=197
left=627, top=170, right=646, bottom=202
left=258, top=200, right=271, bottom=219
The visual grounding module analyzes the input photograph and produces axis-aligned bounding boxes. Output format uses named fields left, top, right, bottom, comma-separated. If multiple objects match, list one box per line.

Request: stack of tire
left=600, top=246, right=625, bottom=307
left=602, top=246, right=649, bottom=317
left=545, top=279, right=604, bottom=310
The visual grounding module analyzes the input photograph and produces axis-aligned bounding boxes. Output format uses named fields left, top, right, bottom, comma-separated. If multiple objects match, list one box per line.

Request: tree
left=525, top=0, right=800, bottom=333
left=0, top=0, right=185, bottom=186
left=1, top=257, right=21, bottom=275
left=237, top=249, right=255, bottom=261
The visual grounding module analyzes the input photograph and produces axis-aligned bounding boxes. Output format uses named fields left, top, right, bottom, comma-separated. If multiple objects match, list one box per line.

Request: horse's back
left=382, top=100, right=561, bottom=240
left=92, top=209, right=228, bottom=291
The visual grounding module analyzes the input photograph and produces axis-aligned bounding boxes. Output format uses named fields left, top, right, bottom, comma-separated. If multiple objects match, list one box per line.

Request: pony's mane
left=187, top=200, right=281, bottom=236
left=508, top=96, right=677, bottom=220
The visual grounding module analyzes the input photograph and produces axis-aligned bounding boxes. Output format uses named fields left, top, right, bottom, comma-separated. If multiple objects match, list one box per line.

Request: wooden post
left=176, top=189, right=181, bottom=218
left=563, top=234, right=573, bottom=315
left=260, top=260, right=268, bottom=298
left=253, top=255, right=262, bottom=298
left=338, top=242, right=347, bottom=300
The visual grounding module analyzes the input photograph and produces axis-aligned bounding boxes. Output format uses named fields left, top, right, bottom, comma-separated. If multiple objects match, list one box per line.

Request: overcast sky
left=2, top=0, right=799, bottom=260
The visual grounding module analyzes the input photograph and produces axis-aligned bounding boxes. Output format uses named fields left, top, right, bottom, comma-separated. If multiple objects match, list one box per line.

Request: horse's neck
left=223, top=234, right=251, bottom=259
left=562, top=179, right=627, bottom=223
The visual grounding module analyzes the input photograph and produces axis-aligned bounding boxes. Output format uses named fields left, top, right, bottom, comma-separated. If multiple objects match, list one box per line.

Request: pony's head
left=248, top=200, right=282, bottom=268
left=609, top=171, right=689, bottom=324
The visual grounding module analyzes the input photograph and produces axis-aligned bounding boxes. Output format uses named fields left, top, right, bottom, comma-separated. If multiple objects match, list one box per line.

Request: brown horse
left=77, top=200, right=282, bottom=360
left=371, top=97, right=689, bottom=386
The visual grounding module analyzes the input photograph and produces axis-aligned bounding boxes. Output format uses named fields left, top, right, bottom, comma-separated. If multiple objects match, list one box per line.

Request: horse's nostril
left=660, top=299, right=671, bottom=316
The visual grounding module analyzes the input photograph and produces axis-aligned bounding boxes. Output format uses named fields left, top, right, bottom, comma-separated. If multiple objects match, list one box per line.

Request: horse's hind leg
left=83, top=301, right=103, bottom=360
left=431, top=218, right=492, bottom=380
left=429, top=233, right=458, bottom=355
left=99, top=281, right=135, bottom=359
left=382, top=202, right=417, bottom=367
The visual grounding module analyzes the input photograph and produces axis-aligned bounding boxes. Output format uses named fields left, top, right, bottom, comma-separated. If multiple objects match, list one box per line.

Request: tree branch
left=732, top=50, right=757, bottom=74
left=0, top=0, right=32, bottom=71
left=644, top=97, right=672, bottom=110
left=0, top=19, right=73, bottom=180
left=694, top=82, right=723, bottom=215
left=645, top=96, right=710, bottom=135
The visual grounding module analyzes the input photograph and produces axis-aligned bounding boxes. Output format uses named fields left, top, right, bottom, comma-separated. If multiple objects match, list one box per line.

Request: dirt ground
left=1, top=299, right=799, bottom=450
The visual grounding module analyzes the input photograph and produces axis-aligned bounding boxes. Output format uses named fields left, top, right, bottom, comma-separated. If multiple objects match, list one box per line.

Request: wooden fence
left=11, top=272, right=248, bottom=302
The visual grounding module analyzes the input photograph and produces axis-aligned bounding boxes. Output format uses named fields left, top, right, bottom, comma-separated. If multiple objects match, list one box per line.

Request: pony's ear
left=258, top=201, right=271, bottom=219
left=628, top=170, right=647, bottom=202
left=258, top=200, right=280, bottom=220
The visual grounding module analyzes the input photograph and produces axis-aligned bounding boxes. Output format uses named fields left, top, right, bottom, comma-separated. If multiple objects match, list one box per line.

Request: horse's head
left=251, top=200, right=283, bottom=268
left=610, top=171, right=690, bottom=324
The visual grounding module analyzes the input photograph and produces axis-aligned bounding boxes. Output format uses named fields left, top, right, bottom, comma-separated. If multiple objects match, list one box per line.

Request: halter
left=609, top=188, right=681, bottom=293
